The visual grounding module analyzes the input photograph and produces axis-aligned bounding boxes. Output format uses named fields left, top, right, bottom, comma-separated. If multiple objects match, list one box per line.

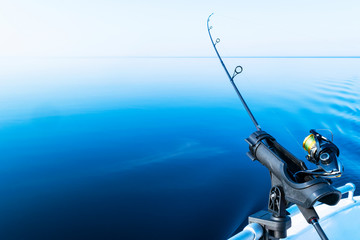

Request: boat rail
left=337, top=182, right=356, bottom=202
left=228, top=223, right=263, bottom=240
left=228, top=182, right=356, bottom=240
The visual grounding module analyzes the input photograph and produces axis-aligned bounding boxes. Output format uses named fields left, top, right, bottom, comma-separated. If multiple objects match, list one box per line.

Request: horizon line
left=1, top=56, right=360, bottom=59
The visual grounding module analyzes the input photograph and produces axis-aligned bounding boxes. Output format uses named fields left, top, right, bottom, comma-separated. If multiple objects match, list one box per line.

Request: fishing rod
left=207, top=13, right=343, bottom=240
left=207, top=13, right=261, bottom=131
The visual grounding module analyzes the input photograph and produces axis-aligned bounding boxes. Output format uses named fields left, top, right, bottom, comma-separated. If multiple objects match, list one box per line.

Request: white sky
left=0, top=0, right=359, bottom=57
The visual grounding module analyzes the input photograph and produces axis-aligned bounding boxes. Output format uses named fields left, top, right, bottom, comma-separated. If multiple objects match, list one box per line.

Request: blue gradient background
left=0, top=1, right=360, bottom=239
left=1, top=0, right=360, bottom=57
left=0, top=57, right=359, bottom=239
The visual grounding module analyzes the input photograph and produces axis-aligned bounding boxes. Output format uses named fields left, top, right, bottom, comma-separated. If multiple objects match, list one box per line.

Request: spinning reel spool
left=299, top=129, right=343, bottom=179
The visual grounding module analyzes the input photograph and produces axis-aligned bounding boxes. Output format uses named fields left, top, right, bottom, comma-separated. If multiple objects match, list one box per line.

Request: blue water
left=0, top=57, right=359, bottom=239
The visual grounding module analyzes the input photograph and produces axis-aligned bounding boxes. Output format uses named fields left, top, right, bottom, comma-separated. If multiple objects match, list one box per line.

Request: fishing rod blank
left=207, top=14, right=340, bottom=240
left=207, top=13, right=261, bottom=131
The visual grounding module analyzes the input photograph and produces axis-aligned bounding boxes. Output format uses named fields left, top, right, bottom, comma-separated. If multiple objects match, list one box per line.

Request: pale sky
left=0, top=0, right=359, bottom=57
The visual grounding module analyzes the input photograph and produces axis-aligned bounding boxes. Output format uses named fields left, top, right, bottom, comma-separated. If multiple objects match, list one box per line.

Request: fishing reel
left=299, top=129, right=343, bottom=178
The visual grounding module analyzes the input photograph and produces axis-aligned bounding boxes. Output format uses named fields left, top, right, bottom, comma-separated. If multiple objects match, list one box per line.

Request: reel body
left=301, top=129, right=343, bottom=178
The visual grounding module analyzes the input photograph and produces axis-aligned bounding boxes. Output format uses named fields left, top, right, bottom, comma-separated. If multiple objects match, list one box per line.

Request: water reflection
left=0, top=57, right=358, bottom=239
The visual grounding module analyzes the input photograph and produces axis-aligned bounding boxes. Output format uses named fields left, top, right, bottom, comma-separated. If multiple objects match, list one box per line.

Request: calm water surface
left=0, top=57, right=359, bottom=239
